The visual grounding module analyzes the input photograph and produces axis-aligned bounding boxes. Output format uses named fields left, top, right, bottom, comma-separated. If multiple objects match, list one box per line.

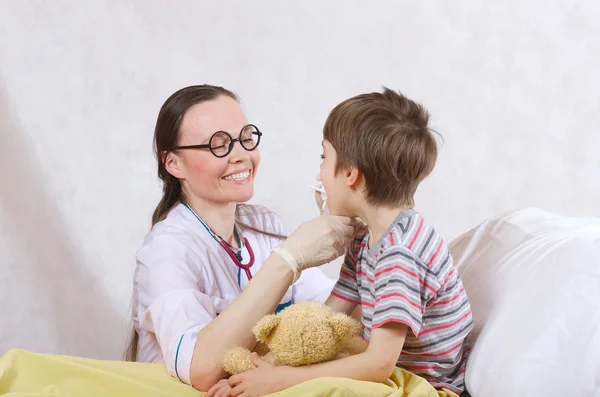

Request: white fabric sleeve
left=292, top=267, right=336, bottom=304
left=135, top=234, right=214, bottom=385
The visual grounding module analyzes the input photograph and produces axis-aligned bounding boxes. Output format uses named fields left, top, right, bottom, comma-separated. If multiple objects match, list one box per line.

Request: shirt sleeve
left=135, top=233, right=214, bottom=385
left=371, top=245, right=440, bottom=337
left=330, top=232, right=363, bottom=305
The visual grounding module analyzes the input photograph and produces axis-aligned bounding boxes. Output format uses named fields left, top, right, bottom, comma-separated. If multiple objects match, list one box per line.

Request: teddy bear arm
left=222, top=347, right=257, bottom=375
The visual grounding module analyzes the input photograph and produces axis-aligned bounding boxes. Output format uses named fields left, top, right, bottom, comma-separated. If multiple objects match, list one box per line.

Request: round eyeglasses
left=174, top=124, right=262, bottom=158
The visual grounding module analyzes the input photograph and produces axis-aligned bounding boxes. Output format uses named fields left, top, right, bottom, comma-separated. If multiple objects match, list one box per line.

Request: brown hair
left=124, top=85, right=285, bottom=361
left=323, top=87, right=439, bottom=207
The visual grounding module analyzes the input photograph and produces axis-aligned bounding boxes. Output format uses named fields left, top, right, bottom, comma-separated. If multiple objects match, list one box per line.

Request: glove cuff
left=272, top=245, right=301, bottom=284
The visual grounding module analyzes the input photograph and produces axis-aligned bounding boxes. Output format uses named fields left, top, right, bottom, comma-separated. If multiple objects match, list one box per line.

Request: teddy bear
left=222, top=301, right=368, bottom=375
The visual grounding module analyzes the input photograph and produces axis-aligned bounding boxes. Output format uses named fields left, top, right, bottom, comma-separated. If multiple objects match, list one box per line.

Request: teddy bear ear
left=253, top=314, right=281, bottom=343
left=328, top=312, right=361, bottom=342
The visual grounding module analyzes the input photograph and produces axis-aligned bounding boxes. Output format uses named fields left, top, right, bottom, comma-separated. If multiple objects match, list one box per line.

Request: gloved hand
left=312, top=181, right=367, bottom=236
left=273, top=215, right=356, bottom=281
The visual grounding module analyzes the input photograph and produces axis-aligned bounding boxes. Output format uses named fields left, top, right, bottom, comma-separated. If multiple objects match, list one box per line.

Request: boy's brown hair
left=323, top=87, right=438, bottom=207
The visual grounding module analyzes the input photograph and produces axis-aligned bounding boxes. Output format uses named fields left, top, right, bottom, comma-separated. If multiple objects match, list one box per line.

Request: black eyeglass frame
left=174, top=124, right=262, bottom=158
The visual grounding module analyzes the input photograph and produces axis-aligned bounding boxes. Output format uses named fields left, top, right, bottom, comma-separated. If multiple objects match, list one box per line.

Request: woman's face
left=168, top=96, right=260, bottom=206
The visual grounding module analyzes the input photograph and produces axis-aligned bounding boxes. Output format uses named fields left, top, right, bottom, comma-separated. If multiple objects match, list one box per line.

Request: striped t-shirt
left=331, top=209, right=473, bottom=394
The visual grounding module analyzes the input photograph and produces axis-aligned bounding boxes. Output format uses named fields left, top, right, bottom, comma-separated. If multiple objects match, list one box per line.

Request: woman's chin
left=228, top=187, right=255, bottom=203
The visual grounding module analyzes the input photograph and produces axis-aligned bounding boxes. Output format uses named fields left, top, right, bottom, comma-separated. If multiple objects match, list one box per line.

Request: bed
left=2, top=207, right=599, bottom=396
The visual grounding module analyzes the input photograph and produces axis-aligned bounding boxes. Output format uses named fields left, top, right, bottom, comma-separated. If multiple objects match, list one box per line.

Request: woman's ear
left=163, top=151, right=184, bottom=179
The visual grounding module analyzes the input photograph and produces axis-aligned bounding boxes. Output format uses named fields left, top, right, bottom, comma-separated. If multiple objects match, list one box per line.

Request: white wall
left=1, top=1, right=599, bottom=360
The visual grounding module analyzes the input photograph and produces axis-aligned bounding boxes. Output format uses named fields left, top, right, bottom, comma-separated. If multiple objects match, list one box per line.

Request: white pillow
left=449, top=207, right=600, bottom=397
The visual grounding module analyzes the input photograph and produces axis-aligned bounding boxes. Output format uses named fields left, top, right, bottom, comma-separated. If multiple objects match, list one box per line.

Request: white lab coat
left=133, top=203, right=335, bottom=385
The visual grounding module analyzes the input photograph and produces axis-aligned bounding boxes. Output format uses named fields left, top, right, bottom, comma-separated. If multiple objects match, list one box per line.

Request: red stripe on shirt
left=370, top=318, right=417, bottom=336
left=340, top=269, right=355, bottom=280
left=433, top=287, right=465, bottom=305
left=376, top=292, right=421, bottom=310
left=408, top=218, right=424, bottom=249
left=375, top=265, right=437, bottom=294
left=417, top=340, right=464, bottom=357
left=356, top=271, right=374, bottom=283
left=426, top=239, right=443, bottom=267
left=422, top=281, right=437, bottom=294
left=440, top=268, right=455, bottom=289
left=420, top=310, right=472, bottom=335
left=330, top=291, right=360, bottom=305
left=389, top=232, right=395, bottom=245
left=375, top=264, right=418, bottom=279
left=402, top=363, right=440, bottom=370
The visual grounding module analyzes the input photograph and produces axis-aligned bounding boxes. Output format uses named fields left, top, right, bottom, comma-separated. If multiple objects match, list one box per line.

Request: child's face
left=319, top=140, right=352, bottom=216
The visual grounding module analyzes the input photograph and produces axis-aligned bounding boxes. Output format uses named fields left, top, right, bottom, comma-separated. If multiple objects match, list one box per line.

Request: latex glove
left=311, top=180, right=365, bottom=233
left=273, top=215, right=356, bottom=277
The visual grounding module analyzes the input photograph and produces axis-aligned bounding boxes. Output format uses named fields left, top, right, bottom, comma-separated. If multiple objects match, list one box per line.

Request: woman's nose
left=228, top=140, right=251, bottom=161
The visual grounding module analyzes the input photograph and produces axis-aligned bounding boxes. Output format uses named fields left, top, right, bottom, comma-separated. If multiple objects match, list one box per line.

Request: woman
left=126, top=85, right=355, bottom=394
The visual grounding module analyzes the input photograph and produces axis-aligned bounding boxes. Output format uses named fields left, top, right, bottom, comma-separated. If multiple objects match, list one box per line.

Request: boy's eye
left=320, top=154, right=325, bottom=159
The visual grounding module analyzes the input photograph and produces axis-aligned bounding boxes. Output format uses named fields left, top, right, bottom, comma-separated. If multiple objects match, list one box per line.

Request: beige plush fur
left=222, top=301, right=367, bottom=375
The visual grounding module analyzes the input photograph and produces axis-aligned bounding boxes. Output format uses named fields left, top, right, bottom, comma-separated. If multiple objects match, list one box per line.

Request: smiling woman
left=125, top=85, right=357, bottom=393
left=153, top=89, right=260, bottom=222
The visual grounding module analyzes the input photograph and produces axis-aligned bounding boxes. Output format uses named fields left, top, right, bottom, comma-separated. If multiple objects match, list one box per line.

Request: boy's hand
left=205, top=379, right=232, bottom=397
left=228, top=353, right=290, bottom=397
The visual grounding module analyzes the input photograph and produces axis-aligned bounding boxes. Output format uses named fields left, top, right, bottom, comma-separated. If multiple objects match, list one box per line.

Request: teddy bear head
left=252, top=301, right=362, bottom=366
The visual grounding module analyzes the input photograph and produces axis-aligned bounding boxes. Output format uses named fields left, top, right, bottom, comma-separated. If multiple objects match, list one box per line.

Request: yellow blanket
left=0, top=349, right=457, bottom=397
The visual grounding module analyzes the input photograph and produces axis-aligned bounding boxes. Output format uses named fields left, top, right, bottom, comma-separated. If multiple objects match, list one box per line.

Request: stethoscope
left=184, top=203, right=255, bottom=280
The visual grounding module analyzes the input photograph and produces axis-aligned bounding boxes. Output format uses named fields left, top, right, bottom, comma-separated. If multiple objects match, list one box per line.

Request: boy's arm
left=228, top=322, right=408, bottom=396
left=282, top=322, right=408, bottom=384
left=326, top=233, right=365, bottom=316
left=325, top=293, right=357, bottom=316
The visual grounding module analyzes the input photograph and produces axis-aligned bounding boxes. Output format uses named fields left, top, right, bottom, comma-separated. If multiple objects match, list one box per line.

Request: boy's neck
left=185, top=195, right=239, bottom=247
left=358, top=204, right=412, bottom=249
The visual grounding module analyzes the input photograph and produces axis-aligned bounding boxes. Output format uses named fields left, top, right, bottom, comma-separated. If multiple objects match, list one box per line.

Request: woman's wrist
left=272, top=246, right=301, bottom=283
left=260, top=252, right=296, bottom=284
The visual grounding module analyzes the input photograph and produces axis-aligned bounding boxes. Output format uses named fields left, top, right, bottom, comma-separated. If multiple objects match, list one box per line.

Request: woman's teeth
left=223, top=171, right=250, bottom=181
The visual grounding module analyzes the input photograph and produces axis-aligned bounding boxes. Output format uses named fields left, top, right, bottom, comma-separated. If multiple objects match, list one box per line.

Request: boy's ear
left=344, top=166, right=362, bottom=188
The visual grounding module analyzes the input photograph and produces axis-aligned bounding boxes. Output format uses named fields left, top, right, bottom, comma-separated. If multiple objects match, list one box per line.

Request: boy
left=228, top=88, right=473, bottom=397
